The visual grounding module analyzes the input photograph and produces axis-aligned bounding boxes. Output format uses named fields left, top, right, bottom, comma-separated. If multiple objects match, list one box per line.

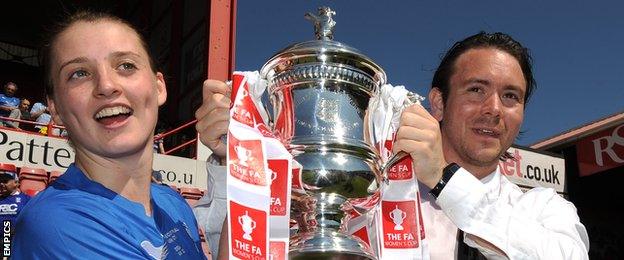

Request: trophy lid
left=260, top=7, right=386, bottom=92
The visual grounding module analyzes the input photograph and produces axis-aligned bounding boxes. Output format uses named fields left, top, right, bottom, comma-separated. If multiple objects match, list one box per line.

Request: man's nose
left=481, top=93, right=502, bottom=117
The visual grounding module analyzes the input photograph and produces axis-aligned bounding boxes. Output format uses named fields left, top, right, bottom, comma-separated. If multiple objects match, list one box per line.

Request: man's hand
left=0, top=105, right=16, bottom=112
left=392, top=104, right=448, bottom=188
left=195, top=79, right=231, bottom=159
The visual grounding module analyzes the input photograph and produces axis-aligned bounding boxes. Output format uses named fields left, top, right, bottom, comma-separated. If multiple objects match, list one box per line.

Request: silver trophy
left=260, top=7, right=385, bottom=259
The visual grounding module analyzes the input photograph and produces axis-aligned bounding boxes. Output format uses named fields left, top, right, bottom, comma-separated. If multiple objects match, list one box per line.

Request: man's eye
left=468, top=87, right=483, bottom=93
left=118, top=62, right=137, bottom=71
left=69, top=70, right=89, bottom=80
left=503, top=93, right=520, bottom=101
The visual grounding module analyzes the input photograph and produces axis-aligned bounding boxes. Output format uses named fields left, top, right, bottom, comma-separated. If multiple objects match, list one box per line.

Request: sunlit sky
left=234, top=0, right=623, bottom=146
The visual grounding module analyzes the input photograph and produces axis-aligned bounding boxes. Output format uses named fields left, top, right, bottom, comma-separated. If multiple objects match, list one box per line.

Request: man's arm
left=30, top=108, right=46, bottom=119
left=193, top=79, right=231, bottom=257
left=393, top=103, right=588, bottom=259
left=157, top=139, right=165, bottom=154
left=437, top=169, right=589, bottom=259
left=217, top=219, right=229, bottom=259
left=195, top=79, right=230, bottom=159
left=6, top=109, right=21, bottom=128
left=193, top=161, right=227, bottom=258
left=0, top=105, right=16, bottom=113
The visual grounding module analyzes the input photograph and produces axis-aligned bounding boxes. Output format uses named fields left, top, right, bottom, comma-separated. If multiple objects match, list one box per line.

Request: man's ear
left=47, top=97, right=64, bottom=126
left=429, top=87, right=444, bottom=121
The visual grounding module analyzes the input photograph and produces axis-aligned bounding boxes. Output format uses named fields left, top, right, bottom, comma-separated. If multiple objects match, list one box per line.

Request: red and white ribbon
left=363, top=84, right=429, bottom=259
left=227, top=71, right=292, bottom=260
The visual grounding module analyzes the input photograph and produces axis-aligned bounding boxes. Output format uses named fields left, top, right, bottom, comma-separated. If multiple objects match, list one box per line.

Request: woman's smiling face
left=48, top=19, right=166, bottom=159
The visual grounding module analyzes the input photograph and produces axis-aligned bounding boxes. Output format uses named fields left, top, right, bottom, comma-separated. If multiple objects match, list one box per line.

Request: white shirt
left=193, top=160, right=227, bottom=257
left=197, top=164, right=589, bottom=259
left=432, top=167, right=589, bottom=259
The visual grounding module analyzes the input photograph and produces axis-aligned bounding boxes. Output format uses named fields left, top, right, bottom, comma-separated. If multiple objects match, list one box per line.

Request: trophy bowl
left=260, top=7, right=386, bottom=259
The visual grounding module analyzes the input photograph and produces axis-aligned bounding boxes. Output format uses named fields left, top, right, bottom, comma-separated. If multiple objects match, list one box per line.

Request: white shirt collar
left=479, top=166, right=502, bottom=199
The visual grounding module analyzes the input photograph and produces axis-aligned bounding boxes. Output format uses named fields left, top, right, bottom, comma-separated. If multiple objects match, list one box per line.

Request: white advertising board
left=196, top=133, right=214, bottom=163
left=153, top=153, right=208, bottom=190
left=498, top=145, right=566, bottom=193
left=1, top=129, right=564, bottom=193
left=1, top=129, right=207, bottom=190
left=0, top=129, right=74, bottom=172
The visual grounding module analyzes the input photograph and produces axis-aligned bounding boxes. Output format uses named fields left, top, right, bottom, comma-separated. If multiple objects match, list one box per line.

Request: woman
left=12, top=11, right=206, bottom=259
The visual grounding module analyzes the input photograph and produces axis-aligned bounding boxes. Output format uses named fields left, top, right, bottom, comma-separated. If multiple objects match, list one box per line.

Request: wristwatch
left=429, top=163, right=460, bottom=199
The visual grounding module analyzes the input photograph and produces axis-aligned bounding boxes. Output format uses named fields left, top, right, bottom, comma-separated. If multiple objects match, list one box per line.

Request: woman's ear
left=155, top=72, right=167, bottom=106
left=47, top=96, right=64, bottom=126
left=429, top=87, right=444, bottom=121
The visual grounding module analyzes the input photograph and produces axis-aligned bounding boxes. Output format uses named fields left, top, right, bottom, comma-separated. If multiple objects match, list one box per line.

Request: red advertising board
left=576, top=124, right=624, bottom=177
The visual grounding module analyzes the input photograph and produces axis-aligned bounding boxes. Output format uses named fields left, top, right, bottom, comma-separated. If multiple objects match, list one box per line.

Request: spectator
left=153, top=128, right=166, bottom=154
left=0, top=166, right=31, bottom=230
left=30, top=102, right=52, bottom=133
left=0, top=82, right=20, bottom=123
left=154, top=138, right=165, bottom=153
left=151, top=171, right=169, bottom=187
left=4, top=98, right=32, bottom=129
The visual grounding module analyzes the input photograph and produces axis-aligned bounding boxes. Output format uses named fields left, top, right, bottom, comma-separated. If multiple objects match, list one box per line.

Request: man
left=30, top=102, right=52, bottom=133
left=392, top=32, right=589, bottom=259
left=151, top=170, right=168, bottom=186
left=0, top=165, right=31, bottom=230
left=194, top=32, right=589, bottom=259
left=0, top=82, right=20, bottom=123
left=4, top=98, right=32, bottom=129
left=153, top=127, right=166, bottom=154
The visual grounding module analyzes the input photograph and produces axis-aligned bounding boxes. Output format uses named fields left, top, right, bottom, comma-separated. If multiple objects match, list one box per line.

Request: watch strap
left=429, top=163, right=460, bottom=199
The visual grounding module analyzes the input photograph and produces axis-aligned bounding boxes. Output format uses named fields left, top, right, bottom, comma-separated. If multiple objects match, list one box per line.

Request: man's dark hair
left=432, top=31, right=536, bottom=105
left=4, top=82, right=17, bottom=88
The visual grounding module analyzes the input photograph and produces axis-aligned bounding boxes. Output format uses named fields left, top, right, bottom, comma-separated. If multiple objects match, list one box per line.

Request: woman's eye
left=69, top=70, right=89, bottom=80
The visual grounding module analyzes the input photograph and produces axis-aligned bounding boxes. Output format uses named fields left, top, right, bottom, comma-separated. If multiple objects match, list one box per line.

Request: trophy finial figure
left=304, top=6, right=336, bottom=40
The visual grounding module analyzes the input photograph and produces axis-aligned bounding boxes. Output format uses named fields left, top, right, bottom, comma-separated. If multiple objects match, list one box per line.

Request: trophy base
left=290, top=229, right=376, bottom=260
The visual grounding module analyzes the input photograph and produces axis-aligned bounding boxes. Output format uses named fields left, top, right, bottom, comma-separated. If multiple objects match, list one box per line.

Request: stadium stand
left=0, top=163, right=17, bottom=174
left=18, top=167, right=48, bottom=196
left=180, top=187, right=203, bottom=206
left=49, top=170, right=63, bottom=184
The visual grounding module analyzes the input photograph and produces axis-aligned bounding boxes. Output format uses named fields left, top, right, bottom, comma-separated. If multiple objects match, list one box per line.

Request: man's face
left=19, top=99, right=31, bottom=112
left=0, top=178, right=17, bottom=196
left=433, top=48, right=526, bottom=169
left=4, top=84, right=17, bottom=97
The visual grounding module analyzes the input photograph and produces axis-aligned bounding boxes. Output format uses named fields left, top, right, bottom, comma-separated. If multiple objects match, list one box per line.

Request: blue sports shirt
left=0, top=191, right=30, bottom=224
left=0, top=94, right=19, bottom=117
left=11, top=164, right=206, bottom=259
